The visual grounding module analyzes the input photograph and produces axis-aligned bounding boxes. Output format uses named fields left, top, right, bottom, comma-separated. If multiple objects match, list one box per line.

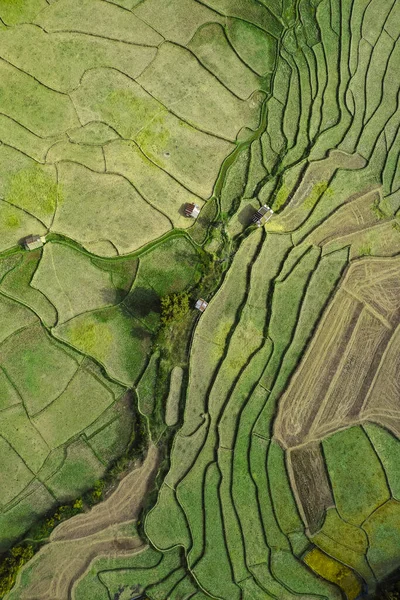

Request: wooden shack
left=23, top=235, right=45, bottom=251
left=195, top=298, right=208, bottom=312
left=252, top=205, right=274, bottom=227
left=185, top=203, right=200, bottom=218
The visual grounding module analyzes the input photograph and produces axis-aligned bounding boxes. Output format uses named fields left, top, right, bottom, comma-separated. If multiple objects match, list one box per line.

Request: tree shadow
left=238, top=203, right=258, bottom=226
left=123, top=286, right=160, bottom=318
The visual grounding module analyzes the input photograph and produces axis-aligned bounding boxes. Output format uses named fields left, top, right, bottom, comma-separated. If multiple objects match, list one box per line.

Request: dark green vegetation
left=1, top=0, right=400, bottom=598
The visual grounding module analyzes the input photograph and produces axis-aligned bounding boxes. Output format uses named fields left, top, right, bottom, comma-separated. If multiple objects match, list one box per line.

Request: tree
left=160, top=292, right=189, bottom=326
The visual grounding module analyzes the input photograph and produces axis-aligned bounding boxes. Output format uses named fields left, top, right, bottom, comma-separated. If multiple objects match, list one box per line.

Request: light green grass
left=36, top=0, right=163, bottom=45
left=193, top=463, right=241, bottom=600
left=53, top=162, right=170, bottom=256
left=145, top=482, right=191, bottom=550
left=226, top=17, right=277, bottom=76
left=32, top=369, right=115, bottom=447
left=1, top=249, right=58, bottom=327
left=0, top=59, right=79, bottom=137
left=323, top=426, right=390, bottom=526
left=32, top=242, right=115, bottom=324
left=46, top=438, right=105, bottom=501
left=1, top=322, right=79, bottom=417
left=267, top=440, right=303, bottom=535
left=364, top=500, right=400, bottom=580
left=137, top=351, right=159, bottom=417
left=0, top=25, right=156, bottom=92
left=55, top=305, right=151, bottom=386
left=364, top=423, right=400, bottom=500
left=0, top=436, right=33, bottom=507
left=188, top=23, right=261, bottom=100
left=165, top=366, right=183, bottom=427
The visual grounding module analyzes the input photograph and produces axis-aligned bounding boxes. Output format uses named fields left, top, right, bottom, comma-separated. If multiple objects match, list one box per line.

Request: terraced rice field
left=1, top=0, right=400, bottom=598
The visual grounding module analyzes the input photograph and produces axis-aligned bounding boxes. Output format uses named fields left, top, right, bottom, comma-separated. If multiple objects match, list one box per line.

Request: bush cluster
left=160, top=292, right=190, bottom=326
left=0, top=544, right=34, bottom=596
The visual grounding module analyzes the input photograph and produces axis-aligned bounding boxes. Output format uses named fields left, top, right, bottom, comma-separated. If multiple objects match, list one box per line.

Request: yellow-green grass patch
left=137, top=351, right=159, bottom=416
left=1, top=322, right=80, bottom=417
left=0, top=25, right=157, bottom=92
left=311, top=508, right=374, bottom=585
left=226, top=18, right=277, bottom=76
left=193, top=463, right=242, bottom=600
left=0, top=0, right=47, bottom=25
left=0, top=483, right=55, bottom=552
left=165, top=366, right=183, bottom=427
left=271, top=549, right=342, bottom=600
left=364, top=423, right=400, bottom=500
left=54, top=306, right=151, bottom=386
left=304, top=547, right=363, bottom=600
left=32, top=368, right=115, bottom=447
left=0, top=293, right=36, bottom=344
left=46, top=141, right=104, bottom=171
left=0, top=249, right=58, bottom=327
left=53, top=162, right=171, bottom=256
left=137, top=42, right=262, bottom=142
left=46, top=438, right=105, bottom=501
left=145, top=482, right=191, bottom=550
left=0, top=59, right=79, bottom=137
left=35, top=0, right=163, bottom=45
left=71, top=69, right=233, bottom=198
left=188, top=23, right=262, bottom=100
left=0, top=436, right=33, bottom=507
left=0, top=404, right=49, bottom=474
left=104, top=140, right=203, bottom=229
left=134, top=0, right=224, bottom=44
left=32, top=242, right=116, bottom=324
left=323, top=426, right=390, bottom=526
left=363, top=500, right=400, bottom=580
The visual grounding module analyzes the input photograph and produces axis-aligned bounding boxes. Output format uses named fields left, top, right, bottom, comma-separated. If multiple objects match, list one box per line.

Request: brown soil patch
left=288, top=444, right=334, bottom=535
left=11, top=444, right=159, bottom=600
left=274, top=256, right=400, bottom=449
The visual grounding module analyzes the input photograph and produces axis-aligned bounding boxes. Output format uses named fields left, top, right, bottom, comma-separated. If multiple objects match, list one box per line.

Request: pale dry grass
left=9, top=445, right=159, bottom=600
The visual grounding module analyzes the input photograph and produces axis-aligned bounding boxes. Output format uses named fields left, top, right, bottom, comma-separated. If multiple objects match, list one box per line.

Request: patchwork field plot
left=1, top=0, right=400, bottom=599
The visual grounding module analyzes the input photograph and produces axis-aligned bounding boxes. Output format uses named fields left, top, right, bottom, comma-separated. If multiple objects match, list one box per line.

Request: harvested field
left=274, top=257, right=400, bottom=448
left=6, top=445, right=159, bottom=600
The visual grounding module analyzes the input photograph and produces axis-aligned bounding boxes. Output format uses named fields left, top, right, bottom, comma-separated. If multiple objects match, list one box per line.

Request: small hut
left=252, top=205, right=274, bottom=227
left=23, top=235, right=45, bottom=251
left=195, top=298, right=208, bottom=313
left=185, top=203, right=200, bottom=218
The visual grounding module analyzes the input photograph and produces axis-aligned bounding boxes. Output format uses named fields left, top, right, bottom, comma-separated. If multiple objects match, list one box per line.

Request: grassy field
left=1, top=0, right=400, bottom=598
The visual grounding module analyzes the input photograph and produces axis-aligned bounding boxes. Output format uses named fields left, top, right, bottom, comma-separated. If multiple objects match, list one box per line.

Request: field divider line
left=33, top=22, right=162, bottom=49
left=0, top=195, right=49, bottom=229
left=342, top=286, right=392, bottom=330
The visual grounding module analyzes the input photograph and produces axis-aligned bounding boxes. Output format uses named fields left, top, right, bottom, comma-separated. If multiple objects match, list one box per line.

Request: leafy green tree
left=160, top=293, right=189, bottom=326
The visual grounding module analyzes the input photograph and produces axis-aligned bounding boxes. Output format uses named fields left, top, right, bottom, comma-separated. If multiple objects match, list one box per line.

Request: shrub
left=160, top=293, right=190, bottom=326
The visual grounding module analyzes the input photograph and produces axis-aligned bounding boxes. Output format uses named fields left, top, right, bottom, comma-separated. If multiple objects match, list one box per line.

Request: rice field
left=1, top=0, right=400, bottom=598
